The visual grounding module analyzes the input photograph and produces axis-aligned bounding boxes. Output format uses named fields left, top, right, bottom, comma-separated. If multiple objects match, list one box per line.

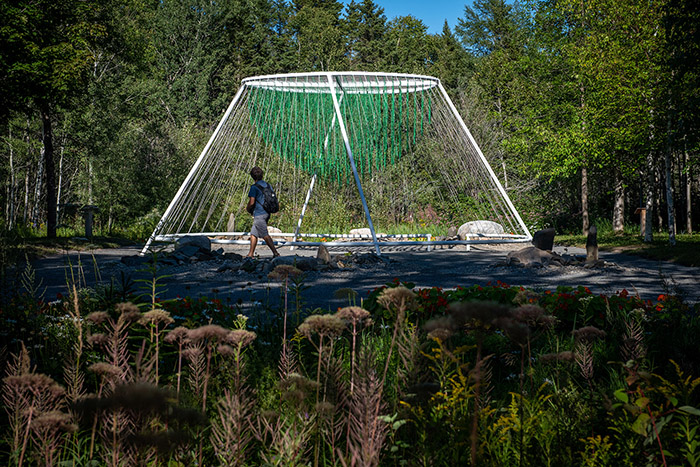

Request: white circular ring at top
left=242, top=71, right=440, bottom=94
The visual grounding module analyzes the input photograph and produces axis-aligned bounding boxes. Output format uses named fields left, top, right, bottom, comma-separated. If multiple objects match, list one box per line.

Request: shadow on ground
left=24, top=243, right=700, bottom=311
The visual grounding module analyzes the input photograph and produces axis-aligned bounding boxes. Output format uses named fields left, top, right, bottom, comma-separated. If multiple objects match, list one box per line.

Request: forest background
left=0, top=0, right=698, bottom=243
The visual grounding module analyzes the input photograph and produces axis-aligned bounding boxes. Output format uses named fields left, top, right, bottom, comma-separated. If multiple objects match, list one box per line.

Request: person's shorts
left=251, top=214, right=270, bottom=238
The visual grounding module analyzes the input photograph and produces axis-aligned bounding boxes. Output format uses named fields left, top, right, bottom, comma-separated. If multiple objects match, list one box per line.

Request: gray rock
left=586, top=225, right=598, bottom=262
left=506, top=246, right=561, bottom=267
left=175, top=235, right=211, bottom=253
left=196, top=249, right=214, bottom=261
left=271, top=255, right=318, bottom=272
left=223, top=252, right=244, bottom=262
left=352, top=253, right=387, bottom=266
left=216, top=261, right=241, bottom=273
left=159, top=257, right=178, bottom=266
left=176, top=245, right=201, bottom=258
left=447, top=226, right=458, bottom=237
left=458, top=220, right=504, bottom=240
left=241, top=259, right=256, bottom=273
left=294, top=257, right=318, bottom=272
left=532, top=228, right=555, bottom=251
left=317, top=245, right=332, bottom=264
left=583, top=259, right=606, bottom=269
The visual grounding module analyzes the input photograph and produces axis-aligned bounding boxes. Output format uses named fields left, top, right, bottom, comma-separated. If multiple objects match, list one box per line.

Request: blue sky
left=342, top=0, right=471, bottom=34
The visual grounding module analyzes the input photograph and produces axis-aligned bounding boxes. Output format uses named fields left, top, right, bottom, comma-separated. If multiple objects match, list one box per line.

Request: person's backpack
left=255, top=182, right=279, bottom=214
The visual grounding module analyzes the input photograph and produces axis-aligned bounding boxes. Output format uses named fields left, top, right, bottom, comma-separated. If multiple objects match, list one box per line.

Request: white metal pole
left=141, top=84, right=248, bottom=255
left=290, top=174, right=316, bottom=250
left=436, top=82, right=531, bottom=240
left=327, top=74, right=381, bottom=255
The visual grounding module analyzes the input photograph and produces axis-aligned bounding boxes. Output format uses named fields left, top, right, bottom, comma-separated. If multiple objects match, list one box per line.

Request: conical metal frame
left=142, top=72, right=531, bottom=256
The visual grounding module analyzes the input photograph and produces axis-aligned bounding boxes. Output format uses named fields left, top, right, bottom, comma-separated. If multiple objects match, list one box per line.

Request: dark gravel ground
left=24, top=242, right=700, bottom=311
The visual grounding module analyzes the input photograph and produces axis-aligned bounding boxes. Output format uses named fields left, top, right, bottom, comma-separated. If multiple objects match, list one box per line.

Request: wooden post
left=80, top=205, right=98, bottom=240
left=635, top=207, right=646, bottom=237
left=586, top=225, right=598, bottom=262
left=634, top=208, right=647, bottom=237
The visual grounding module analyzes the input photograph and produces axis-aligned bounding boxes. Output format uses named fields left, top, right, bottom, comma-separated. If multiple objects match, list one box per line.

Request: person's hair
left=250, top=167, right=264, bottom=181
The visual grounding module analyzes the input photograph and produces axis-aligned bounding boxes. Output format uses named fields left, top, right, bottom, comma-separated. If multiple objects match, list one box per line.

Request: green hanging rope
left=246, top=80, right=433, bottom=184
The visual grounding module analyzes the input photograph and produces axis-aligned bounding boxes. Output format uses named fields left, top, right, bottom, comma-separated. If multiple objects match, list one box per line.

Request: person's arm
left=246, top=196, right=255, bottom=214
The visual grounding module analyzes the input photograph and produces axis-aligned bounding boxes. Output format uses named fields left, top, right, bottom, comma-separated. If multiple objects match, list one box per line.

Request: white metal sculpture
left=142, top=72, right=531, bottom=255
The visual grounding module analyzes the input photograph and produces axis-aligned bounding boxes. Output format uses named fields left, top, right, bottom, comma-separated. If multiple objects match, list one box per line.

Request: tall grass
left=1, top=271, right=700, bottom=465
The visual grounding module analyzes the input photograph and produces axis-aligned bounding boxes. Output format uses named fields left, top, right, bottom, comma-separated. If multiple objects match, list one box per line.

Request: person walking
left=246, top=167, right=280, bottom=258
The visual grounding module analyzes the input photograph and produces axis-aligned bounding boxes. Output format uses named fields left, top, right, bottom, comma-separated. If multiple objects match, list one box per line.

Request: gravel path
left=28, top=243, right=700, bottom=311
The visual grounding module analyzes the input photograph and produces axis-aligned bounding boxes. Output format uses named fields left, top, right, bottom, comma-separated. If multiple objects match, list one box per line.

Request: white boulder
left=458, top=220, right=504, bottom=240
left=349, top=228, right=373, bottom=237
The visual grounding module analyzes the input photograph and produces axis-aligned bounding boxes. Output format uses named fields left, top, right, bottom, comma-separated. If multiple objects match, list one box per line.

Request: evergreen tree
left=384, top=15, right=432, bottom=74
left=430, top=21, right=472, bottom=91
left=455, top=0, right=532, bottom=192
left=290, top=0, right=347, bottom=70
left=345, top=0, right=388, bottom=70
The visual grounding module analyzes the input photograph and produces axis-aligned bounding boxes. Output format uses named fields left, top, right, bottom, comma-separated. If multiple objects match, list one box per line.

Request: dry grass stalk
left=255, top=410, right=315, bottom=465
left=64, top=283, right=85, bottom=405
left=164, top=326, right=189, bottom=402
left=140, top=308, right=174, bottom=384
left=210, top=389, right=256, bottom=466
left=335, top=306, right=371, bottom=394
left=2, top=342, right=32, bottom=463
left=572, top=325, right=606, bottom=392
left=396, top=322, right=420, bottom=389
left=30, top=411, right=77, bottom=466
left=74, top=383, right=205, bottom=466
left=376, top=286, right=416, bottom=390
left=183, top=343, right=206, bottom=405
left=342, top=347, right=389, bottom=467
left=298, top=314, right=345, bottom=403
left=84, top=303, right=143, bottom=462
left=317, top=353, right=349, bottom=466
left=186, top=324, right=229, bottom=413
left=621, top=315, right=647, bottom=362
left=3, top=370, right=67, bottom=466
left=269, top=265, right=303, bottom=358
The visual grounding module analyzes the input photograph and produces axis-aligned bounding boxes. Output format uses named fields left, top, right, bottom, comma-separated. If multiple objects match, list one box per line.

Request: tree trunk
left=23, top=119, right=31, bottom=225
left=88, top=159, right=93, bottom=205
left=7, top=126, right=15, bottom=230
left=40, top=103, right=57, bottom=238
left=644, top=150, right=654, bottom=242
left=23, top=170, right=29, bottom=225
left=613, top=168, right=625, bottom=234
left=664, top=112, right=676, bottom=246
left=581, top=166, right=589, bottom=234
left=56, top=140, right=64, bottom=223
left=656, top=166, right=664, bottom=232
left=32, top=150, right=43, bottom=226
left=685, top=149, right=692, bottom=233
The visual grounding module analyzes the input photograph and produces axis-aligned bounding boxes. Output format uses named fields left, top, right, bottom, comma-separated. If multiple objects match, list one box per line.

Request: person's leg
left=247, top=235, right=258, bottom=257
left=263, top=235, right=280, bottom=257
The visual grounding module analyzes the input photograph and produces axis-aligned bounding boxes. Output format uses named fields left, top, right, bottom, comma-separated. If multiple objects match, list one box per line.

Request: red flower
left=657, top=294, right=666, bottom=302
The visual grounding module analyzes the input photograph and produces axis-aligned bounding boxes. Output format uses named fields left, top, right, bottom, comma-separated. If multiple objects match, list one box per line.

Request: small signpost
left=79, top=205, right=99, bottom=239
left=59, top=203, right=99, bottom=239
